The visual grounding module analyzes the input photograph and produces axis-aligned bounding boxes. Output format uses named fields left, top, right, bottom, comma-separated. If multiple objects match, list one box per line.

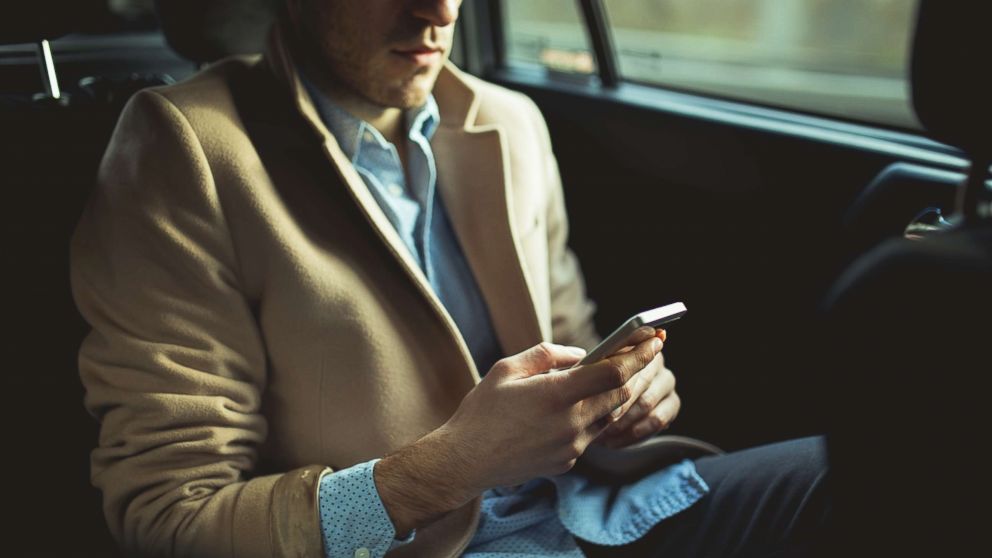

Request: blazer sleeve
left=70, top=89, right=327, bottom=558
left=527, top=100, right=601, bottom=350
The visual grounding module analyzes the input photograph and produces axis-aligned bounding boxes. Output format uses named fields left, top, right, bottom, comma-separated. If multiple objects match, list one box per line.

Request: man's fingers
left=573, top=348, right=664, bottom=429
left=494, top=342, right=587, bottom=378
left=602, top=326, right=656, bottom=357
left=596, top=358, right=658, bottom=427
left=625, top=326, right=658, bottom=348
left=604, top=353, right=662, bottom=422
left=605, top=363, right=674, bottom=434
left=629, top=392, right=681, bottom=439
left=594, top=391, right=682, bottom=448
left=656, top=328, right=667, bottom=343
left=563, top=336, right=662, bottom=404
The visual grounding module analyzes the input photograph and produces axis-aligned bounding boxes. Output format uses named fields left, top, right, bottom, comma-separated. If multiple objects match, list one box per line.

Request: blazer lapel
left=432, top=124, right=545, bottom=356
left=263, top=28, right=482, bottom=382
left=266, top=28, right=543, bottom=370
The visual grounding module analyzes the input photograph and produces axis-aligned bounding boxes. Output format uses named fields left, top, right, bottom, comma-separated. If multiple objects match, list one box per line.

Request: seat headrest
left=911, top=1, right=992, bottom=155
left=0, top=2, right=86, bottom=45
left=153, top=0, right=279, bottom=64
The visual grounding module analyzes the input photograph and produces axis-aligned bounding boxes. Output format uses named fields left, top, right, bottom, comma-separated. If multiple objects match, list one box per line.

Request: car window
left=503, top=0, right=596, bottom=75
left=501, top=0, right=920, bottom=129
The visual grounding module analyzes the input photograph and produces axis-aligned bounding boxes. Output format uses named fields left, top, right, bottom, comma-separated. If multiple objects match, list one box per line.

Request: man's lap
left=576, top=436, right=829, bottom=558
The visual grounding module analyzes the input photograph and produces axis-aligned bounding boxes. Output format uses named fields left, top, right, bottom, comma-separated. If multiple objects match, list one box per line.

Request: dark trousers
left=576, top=436, right=829, bottom=558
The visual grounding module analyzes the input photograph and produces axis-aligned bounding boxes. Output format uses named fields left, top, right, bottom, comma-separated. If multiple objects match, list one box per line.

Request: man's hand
left=375, top=336, right=664, bottom=535
left=590, top=356, right=680, bottom=449
left=590, top=328, right=681, bottom=448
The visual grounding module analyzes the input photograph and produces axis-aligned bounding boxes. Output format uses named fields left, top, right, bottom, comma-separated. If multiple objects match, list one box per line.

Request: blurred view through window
left=504, top=0, right=596, bottom=75
left=504, top=0, right=920, bottom=129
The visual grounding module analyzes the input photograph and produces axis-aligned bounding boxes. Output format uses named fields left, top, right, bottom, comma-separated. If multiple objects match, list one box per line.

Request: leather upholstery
left=0, top=2, right=85, bottom=44
left=153, top=0, right=278, bottom=63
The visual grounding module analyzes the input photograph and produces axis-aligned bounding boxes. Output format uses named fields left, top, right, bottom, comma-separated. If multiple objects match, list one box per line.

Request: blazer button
left=354, top=548, right=371, bottom=558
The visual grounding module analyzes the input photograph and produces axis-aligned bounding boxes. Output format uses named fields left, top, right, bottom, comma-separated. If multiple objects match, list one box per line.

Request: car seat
left=2, top=2, right=177, bottom=556
left=820, top=1, right=992, bottom=555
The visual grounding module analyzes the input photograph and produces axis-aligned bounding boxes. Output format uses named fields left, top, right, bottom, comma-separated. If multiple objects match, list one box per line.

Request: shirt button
left=363, top=130, right=375, bottom=143
left=386, top=183, right=404, bottom=197
left=354, top=548, right=370, bottom=558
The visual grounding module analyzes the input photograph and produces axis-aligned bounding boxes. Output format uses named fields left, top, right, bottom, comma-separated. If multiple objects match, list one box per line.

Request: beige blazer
left=70, top=29, right=598, bottom=558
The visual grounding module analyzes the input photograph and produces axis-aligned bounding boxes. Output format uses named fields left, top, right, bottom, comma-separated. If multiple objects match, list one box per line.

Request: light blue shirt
left=303, top=79, right=710, bottom=558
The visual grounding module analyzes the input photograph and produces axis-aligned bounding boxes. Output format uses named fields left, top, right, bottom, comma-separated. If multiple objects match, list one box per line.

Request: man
left=70, top=1, right=827, bottom=556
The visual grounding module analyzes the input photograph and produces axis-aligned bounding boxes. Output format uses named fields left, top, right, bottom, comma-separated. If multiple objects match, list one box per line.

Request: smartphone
left=573, top=302, right=687, bottom=367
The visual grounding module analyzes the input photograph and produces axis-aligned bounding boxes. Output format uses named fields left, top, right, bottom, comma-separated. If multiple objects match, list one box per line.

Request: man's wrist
left=373, top=425, right=480, bottom=536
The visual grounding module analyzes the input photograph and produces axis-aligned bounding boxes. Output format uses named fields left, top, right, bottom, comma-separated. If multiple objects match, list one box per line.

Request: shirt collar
left=300, top=73, right=440, bottom=163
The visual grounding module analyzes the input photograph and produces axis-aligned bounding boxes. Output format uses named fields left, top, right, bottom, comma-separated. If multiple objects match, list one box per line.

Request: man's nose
left=410, top=0, right=460, bottom=27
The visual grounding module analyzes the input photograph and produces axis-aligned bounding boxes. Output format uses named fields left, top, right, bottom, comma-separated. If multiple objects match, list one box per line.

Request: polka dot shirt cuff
left=318, top=458, right=417, bottom=558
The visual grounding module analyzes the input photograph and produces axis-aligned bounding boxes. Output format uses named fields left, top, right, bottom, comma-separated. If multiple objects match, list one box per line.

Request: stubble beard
left=308, top=27, right=439, bottom=111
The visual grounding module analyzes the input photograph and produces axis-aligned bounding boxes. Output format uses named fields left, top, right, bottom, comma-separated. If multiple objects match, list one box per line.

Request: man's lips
left=392, top=46, right=443, bottom=66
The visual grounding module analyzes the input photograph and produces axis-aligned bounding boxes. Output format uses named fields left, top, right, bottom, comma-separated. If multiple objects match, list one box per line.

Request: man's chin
left=379, top=82, right=434, bottom=110
left=377, top=65, right=443, bottom=108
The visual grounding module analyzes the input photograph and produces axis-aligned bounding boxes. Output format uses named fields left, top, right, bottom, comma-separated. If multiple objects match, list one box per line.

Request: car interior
left=2, top=0, right=985, bottom=555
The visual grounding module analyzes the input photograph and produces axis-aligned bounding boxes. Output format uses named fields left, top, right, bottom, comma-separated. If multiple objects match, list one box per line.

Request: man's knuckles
left=534, top=341, right=559, bottom=361
left=565, top=438, right=586, bottom=461
left=648, top=393, right=680, bottom=430
left=601, top=358, right=633, bottom=390
left=614, top=382, right=635, bottom=410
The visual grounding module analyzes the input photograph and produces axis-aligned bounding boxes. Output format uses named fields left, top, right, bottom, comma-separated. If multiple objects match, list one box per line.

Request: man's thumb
left=504, top=342, right=587, bottom=378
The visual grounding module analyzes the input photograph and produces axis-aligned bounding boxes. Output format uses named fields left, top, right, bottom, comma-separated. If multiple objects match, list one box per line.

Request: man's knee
left=695, top=436, right=828, bottom=496
left=693, top=436, right=830, bottom=549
